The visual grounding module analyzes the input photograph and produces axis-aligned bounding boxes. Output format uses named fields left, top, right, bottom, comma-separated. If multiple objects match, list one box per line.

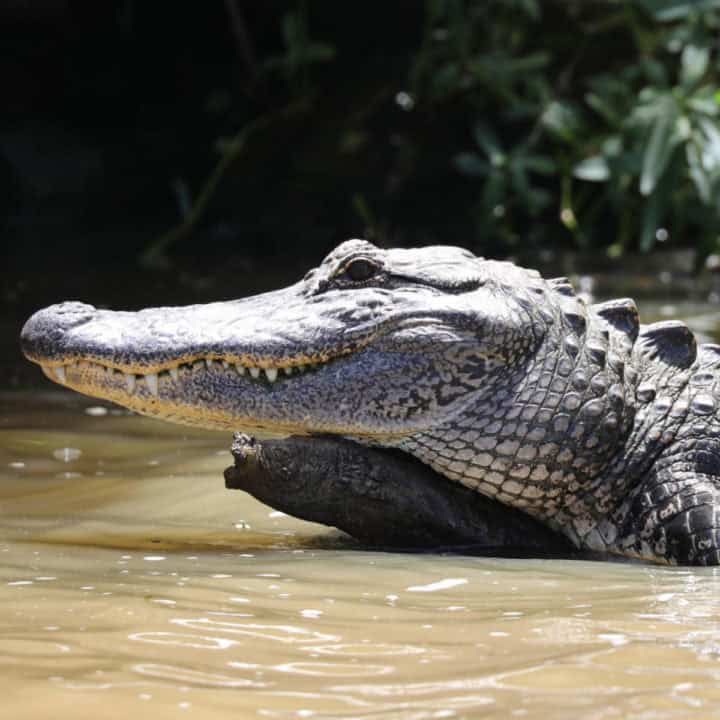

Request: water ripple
left=170, top=617, right=339, bottom=644
left=406, top=578, right=468, bottom=593
left=133, top=663, right=268, bottom=688
left=305, top=642, right=427, bottom=657
left=129, top=631, right=236, bottom=650
left=271, top=661, right=393, bottom=677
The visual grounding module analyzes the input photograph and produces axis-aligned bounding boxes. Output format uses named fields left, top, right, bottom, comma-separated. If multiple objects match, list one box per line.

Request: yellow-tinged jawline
left=39, top=353, right=321, bottom=400
left=42, top=362, right=388, bottom=435
left=39, top=363, right=313, bottom=433
left=38, top=348, right=353, bottom=375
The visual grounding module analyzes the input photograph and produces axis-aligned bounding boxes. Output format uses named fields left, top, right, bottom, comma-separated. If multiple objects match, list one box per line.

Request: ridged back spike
left=548, top=277, right=576, bottom=298
left=559, top=296, right=588, bottom=336
left=635, top=321, right=697, bottom=369
left=591, top=298, right=640, bottom=345
left=698, top=343, right=720, bottom=369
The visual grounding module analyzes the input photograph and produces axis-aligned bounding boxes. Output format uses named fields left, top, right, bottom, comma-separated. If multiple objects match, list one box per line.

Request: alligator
left=20, top=239, right=720, bottom=565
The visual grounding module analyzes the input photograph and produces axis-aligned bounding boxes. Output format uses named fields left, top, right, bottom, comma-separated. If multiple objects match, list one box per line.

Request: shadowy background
left=3, top=0, right=720, bottom=386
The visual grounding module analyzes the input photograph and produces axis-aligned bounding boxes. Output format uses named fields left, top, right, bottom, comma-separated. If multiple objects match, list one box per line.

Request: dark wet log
left=224, top=433, right=573, bottom=556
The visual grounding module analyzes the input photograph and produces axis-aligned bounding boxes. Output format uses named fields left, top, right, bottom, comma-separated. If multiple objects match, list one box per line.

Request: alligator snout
left=21, top=302, right=98, bottom=362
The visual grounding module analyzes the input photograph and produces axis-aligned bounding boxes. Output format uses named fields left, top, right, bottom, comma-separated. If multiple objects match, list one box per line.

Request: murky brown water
left=3, top=390, right=720, bottom=719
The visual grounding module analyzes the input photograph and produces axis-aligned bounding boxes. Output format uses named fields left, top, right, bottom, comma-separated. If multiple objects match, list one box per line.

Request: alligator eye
left=343, top=258, right=380, bottom=282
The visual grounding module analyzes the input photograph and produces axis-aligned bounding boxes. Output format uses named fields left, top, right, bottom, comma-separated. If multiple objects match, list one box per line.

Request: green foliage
left=152, top=1, right=720, bottom=262
left=411, top=0, right=720, bottom=256
left=264, top=2, right=335, bottom=93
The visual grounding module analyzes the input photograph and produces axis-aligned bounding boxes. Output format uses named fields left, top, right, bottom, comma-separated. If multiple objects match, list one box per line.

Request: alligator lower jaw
left=37, top=355, right=338, bottom=432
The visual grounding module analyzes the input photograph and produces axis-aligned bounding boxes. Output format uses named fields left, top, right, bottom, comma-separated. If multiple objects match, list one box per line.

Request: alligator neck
left=395, top=326, right=638, bottom=546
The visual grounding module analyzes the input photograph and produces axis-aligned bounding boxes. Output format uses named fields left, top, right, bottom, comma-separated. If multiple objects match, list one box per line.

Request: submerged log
left=224, top=433, right=573, bottom=556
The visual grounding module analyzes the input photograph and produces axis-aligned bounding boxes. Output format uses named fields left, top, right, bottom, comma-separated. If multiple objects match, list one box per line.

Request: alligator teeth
left=43, top=355, right=321, bottom=390
left=45, top=356, right=320, bottom=390
left=146, top=372, right=159, bottom=396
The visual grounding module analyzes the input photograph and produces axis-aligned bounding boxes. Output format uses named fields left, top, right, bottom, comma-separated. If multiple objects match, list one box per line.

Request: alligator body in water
left=21, top=240, right=720, bottom=565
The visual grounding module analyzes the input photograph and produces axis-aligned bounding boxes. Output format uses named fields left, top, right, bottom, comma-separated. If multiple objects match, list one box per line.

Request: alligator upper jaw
left=19, top=286, right=391, bottom=433
left=19, top=281, right=366, bottom=373
left=20, top=292, right=357, bottom=366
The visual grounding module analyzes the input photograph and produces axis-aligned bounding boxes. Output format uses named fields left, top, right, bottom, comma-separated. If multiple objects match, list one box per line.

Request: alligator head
left=20, top=239, right=546, bottom=439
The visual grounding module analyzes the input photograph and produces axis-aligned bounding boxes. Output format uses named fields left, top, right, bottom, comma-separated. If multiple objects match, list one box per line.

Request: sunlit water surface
left=3, top=390, right=720, bottom=720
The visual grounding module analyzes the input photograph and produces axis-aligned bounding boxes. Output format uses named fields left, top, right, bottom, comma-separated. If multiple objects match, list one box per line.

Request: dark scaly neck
left=398, top=298, right=640, bottom=546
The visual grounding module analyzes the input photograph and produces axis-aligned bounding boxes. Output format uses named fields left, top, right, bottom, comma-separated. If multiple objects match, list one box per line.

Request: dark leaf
left=454, top=152, right=489, bottom=177
left=686, top=139, right=712, bottom=203
left=541, top=100, right=582, bottom=143
left=522, top=155, right=556, bottom=175
left=639, top=190, right=664, bottom=252
left=473, top=124, right=504, bottom=163
left=518, top=0, right=541, bottom=20
left=636, top=0, right=720, bottom=22
left=640, top=98, right=680, bottom=195
left=681, top=43, right=710, bottom=87
left=686, top=86, right=720, bottom=116
left=573, top=156, right=611, bottom=182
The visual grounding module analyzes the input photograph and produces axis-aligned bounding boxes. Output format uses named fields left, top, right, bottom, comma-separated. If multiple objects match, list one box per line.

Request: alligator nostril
left=20, top=302, right=98, bottom=360
left=50, top=302, right=97, bottom=324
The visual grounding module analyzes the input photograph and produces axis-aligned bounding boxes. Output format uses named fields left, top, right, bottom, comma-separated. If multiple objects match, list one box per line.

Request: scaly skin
left=20, top=240, right=720, bottom=564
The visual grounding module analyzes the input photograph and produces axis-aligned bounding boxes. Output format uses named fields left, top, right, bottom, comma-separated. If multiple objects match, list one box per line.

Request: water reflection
left=4, top=391, right=720, bottom=718
left=133, top=664, right=266, bottom=688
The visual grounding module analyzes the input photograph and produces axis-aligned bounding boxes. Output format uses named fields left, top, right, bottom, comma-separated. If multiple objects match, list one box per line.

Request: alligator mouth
left=21, top=302, right=378, bottom=432
left=39, top=354, right=338, bottom=394
left=30, top=347, right=358, bottom=432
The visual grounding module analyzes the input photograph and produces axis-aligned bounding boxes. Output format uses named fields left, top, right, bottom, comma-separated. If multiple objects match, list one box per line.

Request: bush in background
left=413, top=0, right=720, bottom=259
left=4, top=1, right=720, bottom=268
